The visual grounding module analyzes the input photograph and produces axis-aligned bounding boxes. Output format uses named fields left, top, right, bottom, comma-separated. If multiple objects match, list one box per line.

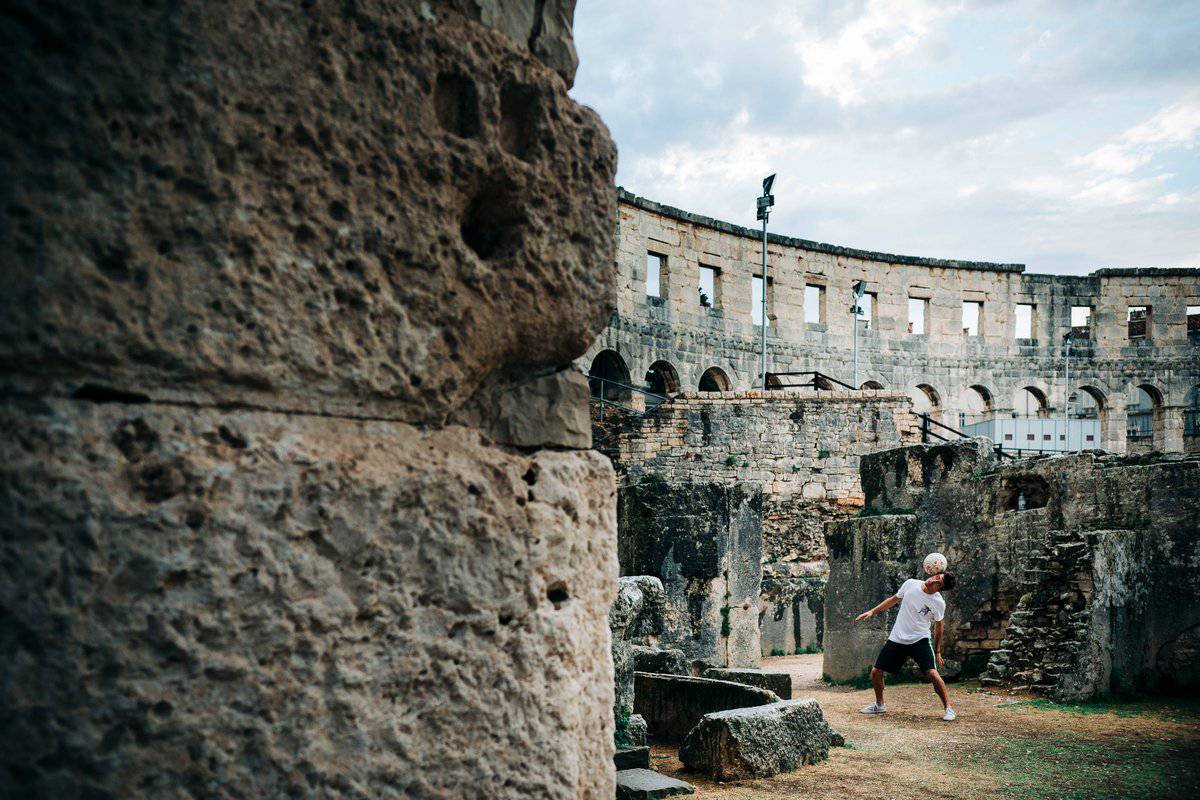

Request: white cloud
left=1076, top=101, right=1200, bottom=177
left=788, top=0, right=962, bottom=106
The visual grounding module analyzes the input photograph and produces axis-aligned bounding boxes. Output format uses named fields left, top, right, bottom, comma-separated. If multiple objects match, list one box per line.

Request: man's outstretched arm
left=855, top=595, right=900, bottom=622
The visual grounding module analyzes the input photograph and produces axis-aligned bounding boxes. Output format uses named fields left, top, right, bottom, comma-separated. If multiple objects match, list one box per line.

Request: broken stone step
left=615, top=746, right=651, bottom=770
left=615, top=768, right=695, bottom=799
left=679, top=699, right=837, bottom=781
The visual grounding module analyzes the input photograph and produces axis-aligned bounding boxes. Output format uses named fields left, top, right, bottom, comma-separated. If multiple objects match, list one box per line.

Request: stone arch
left=1127, top=382, right=1165, bottom=452
left=644, top=360, right=680, bottom=396
left=1068, top=384, right=1109, bottom=450
left=1186, top=386, right=1200, bottom=452
left=860, top=380, right=884, bottom=390
left=957, top=384, right=993, bottom=427
left=909, top=383, right=942, bottom=421
left=588, top=349, right=631, bottom=403
left=699, top=367, right=731, bottom=392
left=1011, top=385, right=1049, bottom=419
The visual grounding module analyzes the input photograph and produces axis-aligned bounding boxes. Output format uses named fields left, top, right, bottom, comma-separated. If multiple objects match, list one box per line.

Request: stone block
left=615, top=746, right=651, bottom=770
left=679, top=699, right=837, bottom=780
left=633, top=673, right=779, bottom=744
left=703, top=668, right=793, bottom=699
left=615, top=769, right=695, bottom=799
left=627, top=714, right=649, bottom=747
left=633, top=646, right=690, bottom=676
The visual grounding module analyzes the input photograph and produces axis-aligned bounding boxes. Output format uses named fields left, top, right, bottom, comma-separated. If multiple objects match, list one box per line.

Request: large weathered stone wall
left=1, top=2, right=619, bottom=797
left=587, top=192, right=1200, bottom=453
left=823, top=441, right=1200, bottom=700
left=618, top=477, right=763, bottom=669
left=607, top=390, right=919, bottom=657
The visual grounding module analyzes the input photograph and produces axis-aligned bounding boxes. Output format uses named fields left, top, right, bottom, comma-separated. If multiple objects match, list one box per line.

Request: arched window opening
left=1185, top=386, right=1200, bottom=443
left=1067, top=386, right=1107, bottom=450
left=958, top=385, right=993, bottom=427
left=644, top=361, right=680, bottom=396
left=1127, top=384, right=1163, bottom=450
left=588, top=350, right=631, bottom=404
left=1011, top=386, right=1049, bottom=419
left=909, top=384, right=942, bottom=421
left=699, top=367, right=731, bottom=393
left=861, top=380, right=884, bottom=390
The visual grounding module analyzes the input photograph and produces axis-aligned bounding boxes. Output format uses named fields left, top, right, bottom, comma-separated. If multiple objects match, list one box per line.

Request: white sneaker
left=942, top=707, right=957, bottom=721
left=859, top=703, right=887, bottom=714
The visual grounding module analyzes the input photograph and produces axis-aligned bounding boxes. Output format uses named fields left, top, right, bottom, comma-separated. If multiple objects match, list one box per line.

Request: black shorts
left=874, top=638, right=936, bottom=674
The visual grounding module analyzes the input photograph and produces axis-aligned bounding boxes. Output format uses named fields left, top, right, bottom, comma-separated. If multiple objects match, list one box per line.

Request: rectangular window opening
left=804, top=284, right=825, bottom=325
left=963, top=301, right=983, bottom=337
left=1014, top=303, right=1034, bottom=339
left=1070, top=305, right=1092, bottom=339
left=752, top=276, right=775, bottom=326
left=646, top=252, right=664, bottom=299
left=1127, top=306, right=1149, bottom=340
left=698, top=265, right=718, bottom=308
left=908, top=297, right=927, bottom=335
left=1188, top=305, right=1200, bottom=342
left=856, top=292, right=875, bottom=330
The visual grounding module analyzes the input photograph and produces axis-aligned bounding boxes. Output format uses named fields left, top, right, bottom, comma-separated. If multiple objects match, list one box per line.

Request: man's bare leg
left=927, top=669, right=949, bottom=708
left=871, top=667, right=886, bottom=705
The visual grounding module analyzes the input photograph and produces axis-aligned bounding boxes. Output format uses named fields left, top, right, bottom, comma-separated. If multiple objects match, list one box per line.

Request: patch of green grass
left=984, top=732, right=1200, bottom=800
left=796, top=643, right=822, bottom=655
left=770, top=647, right=787, bottom=657
left=719, top=604, right=731, bottom=637
left=614, top=706, right=631, bottom=748
left=998, top=696, right=1200, bottom=722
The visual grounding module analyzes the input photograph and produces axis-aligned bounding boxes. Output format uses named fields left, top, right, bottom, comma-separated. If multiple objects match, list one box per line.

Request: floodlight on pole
left=758, top=174, right=776, bottom=391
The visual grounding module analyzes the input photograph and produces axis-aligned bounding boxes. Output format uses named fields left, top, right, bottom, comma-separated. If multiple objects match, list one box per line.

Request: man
left=854, top=571, right=957, bottom=721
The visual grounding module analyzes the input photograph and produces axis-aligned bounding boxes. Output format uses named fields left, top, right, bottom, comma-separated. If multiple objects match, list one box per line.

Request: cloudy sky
left=570, top=0, right=1200, bottom=275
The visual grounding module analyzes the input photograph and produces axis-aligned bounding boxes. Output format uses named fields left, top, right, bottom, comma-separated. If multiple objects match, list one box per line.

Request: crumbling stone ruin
left=823, top=439, right=1200, bottom=700
left=605, top=389, right=920, bottom=660
left=1, top=2, right=620, bottom=797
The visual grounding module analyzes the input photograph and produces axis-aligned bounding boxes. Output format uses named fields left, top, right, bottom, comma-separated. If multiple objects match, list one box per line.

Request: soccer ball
left=924, top=552, right=947, bottom=575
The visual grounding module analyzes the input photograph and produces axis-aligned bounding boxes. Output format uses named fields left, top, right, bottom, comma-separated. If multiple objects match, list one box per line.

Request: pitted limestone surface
left=0, top=1, right=616, bottom=427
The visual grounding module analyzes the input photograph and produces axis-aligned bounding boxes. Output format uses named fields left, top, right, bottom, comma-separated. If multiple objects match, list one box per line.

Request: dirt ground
left=648, top=654, right=1200, bottom=800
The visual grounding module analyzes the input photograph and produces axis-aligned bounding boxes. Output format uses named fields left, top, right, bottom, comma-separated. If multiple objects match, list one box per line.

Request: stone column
left=0, top=2, right=618, bottom=797
left=1161, top=404, right=1186, bottom=453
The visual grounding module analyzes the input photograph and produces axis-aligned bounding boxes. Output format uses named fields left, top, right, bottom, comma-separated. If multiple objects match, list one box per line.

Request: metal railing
left=587, top=375, right=668, bottom=422
left=765, top=370, right=857, bottom=392
left=918, top=413, right=1019, bottom=460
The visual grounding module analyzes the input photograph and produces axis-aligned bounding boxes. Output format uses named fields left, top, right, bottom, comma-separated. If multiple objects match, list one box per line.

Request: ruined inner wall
left=0, top=2, right=619, bottom=797
left=609, top=391, right=919, bottom=657
left=587, top=192, right=1200, bottom=454
left=823, top=440, right=1200, bottom=698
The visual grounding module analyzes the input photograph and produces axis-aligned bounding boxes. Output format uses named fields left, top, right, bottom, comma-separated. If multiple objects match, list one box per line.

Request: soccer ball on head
left=923, top=552, right=947, bottom=575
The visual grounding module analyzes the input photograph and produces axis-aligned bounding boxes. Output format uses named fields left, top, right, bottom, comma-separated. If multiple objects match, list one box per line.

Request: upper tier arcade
left=584, top=189, right=1200, bottom=454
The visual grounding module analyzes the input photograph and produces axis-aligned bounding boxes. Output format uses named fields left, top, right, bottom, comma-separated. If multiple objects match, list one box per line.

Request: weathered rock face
left=1, top=1, right=618, bottom=797
left=678, top=699, right=837, bottom=780
left=619, top=477, right=763, bottom=668
left=0, top=0, right=615, bottom=428
left=611, top=576, right=667, bottom=737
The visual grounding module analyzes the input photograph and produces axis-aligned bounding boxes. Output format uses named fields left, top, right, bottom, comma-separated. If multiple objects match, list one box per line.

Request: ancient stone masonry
left=1, top=2, right=620, bottom=798
left=824, top=440, right=1200, bottom=701
left=587, top=191, right=1200, bottom=454
left=606, top=390, right=919, bottom=658
left=619, top=476, right=763, bottom=669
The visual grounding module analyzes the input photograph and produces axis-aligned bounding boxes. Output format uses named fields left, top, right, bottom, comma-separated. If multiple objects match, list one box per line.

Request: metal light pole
left=851, top=280, right=866, bottom=389
left=1063, top=331, right=1072, bottom=451
left=757, top=174, right=776, bottom=391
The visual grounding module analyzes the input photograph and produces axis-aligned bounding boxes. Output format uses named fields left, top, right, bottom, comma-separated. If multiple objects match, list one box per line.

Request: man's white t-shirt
left=888, top=578, right=945, bottom=644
